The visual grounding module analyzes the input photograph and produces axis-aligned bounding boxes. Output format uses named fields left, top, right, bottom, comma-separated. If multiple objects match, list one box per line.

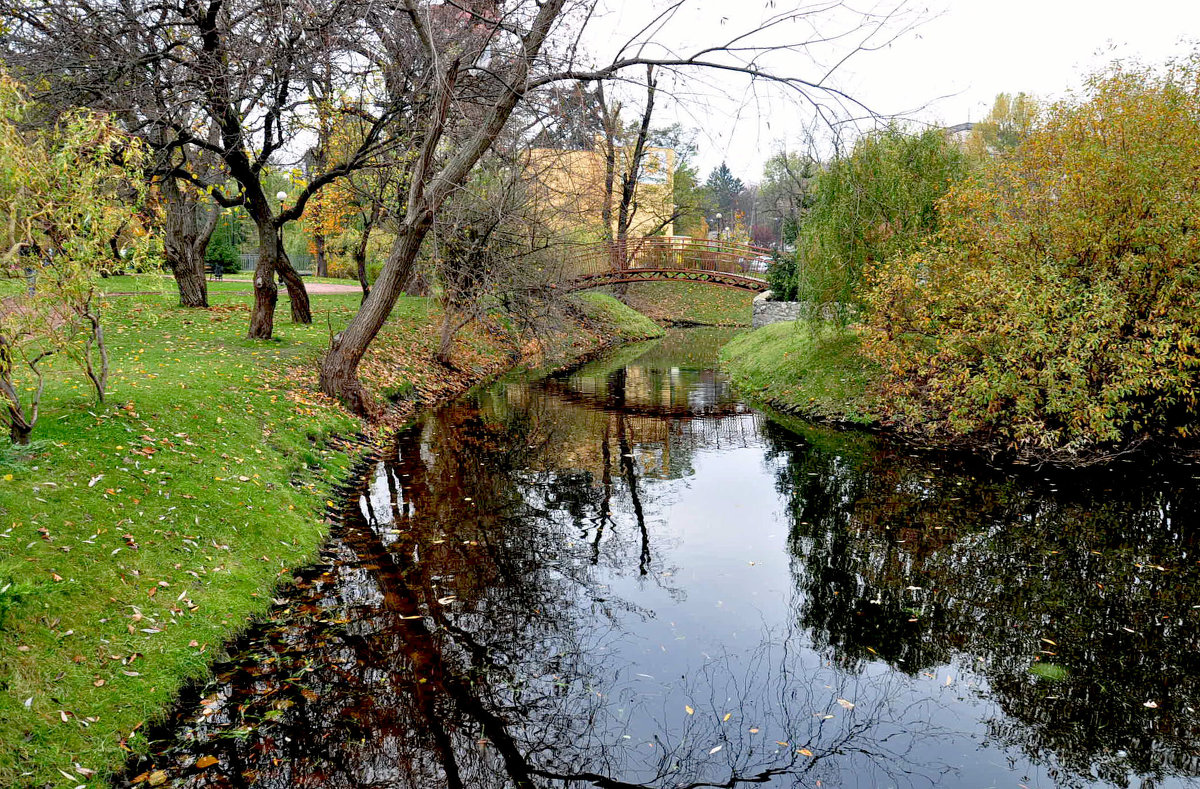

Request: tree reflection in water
left=121, top=331, right=1200, bottom=789
left=766, top=418, right=1200, bottom=787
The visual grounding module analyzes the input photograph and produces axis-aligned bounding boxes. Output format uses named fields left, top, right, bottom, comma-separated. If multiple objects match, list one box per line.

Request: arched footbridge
left=559, top=237, right=772, bottom=292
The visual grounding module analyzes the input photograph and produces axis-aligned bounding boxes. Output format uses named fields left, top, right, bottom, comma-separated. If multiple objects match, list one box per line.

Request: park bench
left=206, top=264, right=224, bottom=281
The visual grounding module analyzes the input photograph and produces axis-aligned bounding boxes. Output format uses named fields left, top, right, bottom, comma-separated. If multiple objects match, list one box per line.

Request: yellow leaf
left=722, top=712, right=731, bottom=722
left=685, top=705, right=694, bottom=715
left=798, top=748, right=814, bottom=757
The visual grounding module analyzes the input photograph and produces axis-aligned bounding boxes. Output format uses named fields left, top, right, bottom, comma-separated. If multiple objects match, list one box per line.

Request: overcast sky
left=587, top=0, right=1200, bottom=182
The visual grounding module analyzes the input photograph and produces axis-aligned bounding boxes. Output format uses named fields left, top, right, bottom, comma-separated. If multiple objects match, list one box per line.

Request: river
left=123, top=328, right=1200, bottom=788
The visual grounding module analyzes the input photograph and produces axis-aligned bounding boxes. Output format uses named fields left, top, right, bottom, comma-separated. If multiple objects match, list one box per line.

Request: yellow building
left=526, top=144, right=676, bottom=238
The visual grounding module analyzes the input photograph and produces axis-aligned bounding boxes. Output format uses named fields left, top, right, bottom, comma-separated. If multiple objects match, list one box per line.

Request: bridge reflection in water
left=120, top=329, right=1200, bottom=789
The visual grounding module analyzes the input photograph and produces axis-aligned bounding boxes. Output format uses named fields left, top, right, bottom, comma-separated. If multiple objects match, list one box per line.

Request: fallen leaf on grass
left=194, top=755, right=219, bottom=769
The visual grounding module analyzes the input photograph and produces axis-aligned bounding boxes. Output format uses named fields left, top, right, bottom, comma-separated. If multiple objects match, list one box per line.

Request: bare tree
left=318, top=0, right=914, bottom=413
left=431, top=149, right=560, bottom=366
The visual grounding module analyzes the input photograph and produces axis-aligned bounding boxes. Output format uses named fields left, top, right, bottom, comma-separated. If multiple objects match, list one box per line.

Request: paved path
left=220, top=278, right=362, bottom=294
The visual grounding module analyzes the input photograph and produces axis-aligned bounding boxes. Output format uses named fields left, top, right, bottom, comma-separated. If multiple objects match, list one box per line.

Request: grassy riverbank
left=619, top=282, right=754, bottom=326
left=0, top=278, right=660, bottom=786
left=720, top=321, right=882, bottom=426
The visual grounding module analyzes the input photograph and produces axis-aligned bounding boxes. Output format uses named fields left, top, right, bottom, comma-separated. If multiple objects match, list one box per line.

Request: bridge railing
left=560, top=236, right=773, bottom=281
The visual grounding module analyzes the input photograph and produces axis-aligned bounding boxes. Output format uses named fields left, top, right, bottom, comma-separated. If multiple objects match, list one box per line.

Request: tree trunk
left=320, top=217, right=432, bottom=414
left=9, top=420, right=31, bottom=445
left=276, top=241, right=312, bottom=324
left=247, top=234, right=279, bottom=339
left=354, top=206, right=376, bottom=302
left=161, top=177, right=210, bottom=308
left=314, top=233, right=328, bottom=277
left=353, top=247, right=370, bottom=301
left=248, top=215, right=312, bottom=337
left=436, top=308, right=458, bottom=367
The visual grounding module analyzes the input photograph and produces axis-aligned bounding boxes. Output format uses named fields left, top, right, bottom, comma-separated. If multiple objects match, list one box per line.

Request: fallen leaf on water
left=748, top=727, right=759, bottom=733
left=798, top=748, right=814, bottom=757
left=709, top=745, right=722, bottom=754
left=722, top=713, right=731, bottom=722
left=685, top=705, right=694, bottom=715
left=836, top=698, right=855, bottom=710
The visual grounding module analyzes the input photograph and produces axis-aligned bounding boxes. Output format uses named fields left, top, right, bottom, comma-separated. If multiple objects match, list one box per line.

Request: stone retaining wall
left=752, top=291, right=853, bottom=327
left=752, top=291, right=804, bottom=327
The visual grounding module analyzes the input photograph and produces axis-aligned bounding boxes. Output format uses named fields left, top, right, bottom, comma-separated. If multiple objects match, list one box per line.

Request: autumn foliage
left=863, top=59, right=1200, bottom=461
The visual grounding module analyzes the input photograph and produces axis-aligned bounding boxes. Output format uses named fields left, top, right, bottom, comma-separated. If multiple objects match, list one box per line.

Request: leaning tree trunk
left=320, top=217, right=431, bottom=414
left=162, top=177, right=210, bottom=308
left=276, top=241, right=312, bottom=324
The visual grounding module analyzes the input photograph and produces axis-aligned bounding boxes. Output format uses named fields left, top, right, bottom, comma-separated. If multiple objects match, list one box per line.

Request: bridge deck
left=560, top=237, right=771, bottom=292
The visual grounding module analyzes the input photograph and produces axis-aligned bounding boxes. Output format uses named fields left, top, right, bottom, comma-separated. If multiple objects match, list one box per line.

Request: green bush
left=205, top=233, right=240, bottom=273
left=765, top=251, right=799, bottom=300
left=864, top=57, right=1200, bottom=461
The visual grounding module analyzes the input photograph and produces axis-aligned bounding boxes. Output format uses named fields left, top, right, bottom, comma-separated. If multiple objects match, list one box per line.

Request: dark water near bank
left=124, top=329, right=1200, bottom=788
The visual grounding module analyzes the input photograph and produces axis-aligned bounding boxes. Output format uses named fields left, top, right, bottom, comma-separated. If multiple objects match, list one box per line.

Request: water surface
left=124, top=328, right=1200, bottom=788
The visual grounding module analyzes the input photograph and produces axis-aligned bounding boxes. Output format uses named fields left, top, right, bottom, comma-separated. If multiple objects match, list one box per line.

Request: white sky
left=585, top=0, right=1200, bottom=182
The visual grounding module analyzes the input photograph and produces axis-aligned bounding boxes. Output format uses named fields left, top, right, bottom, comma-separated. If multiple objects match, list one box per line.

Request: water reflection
left=121, top=330, right=1200, bottom=789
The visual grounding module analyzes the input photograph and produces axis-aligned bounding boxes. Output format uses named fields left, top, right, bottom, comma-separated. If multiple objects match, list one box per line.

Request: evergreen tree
left=704, top=161, right=744, bottom=219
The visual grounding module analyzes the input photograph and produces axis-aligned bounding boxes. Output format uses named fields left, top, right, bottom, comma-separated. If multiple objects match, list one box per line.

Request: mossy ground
left=720, top=321, right=882, bottom=425
left=0, top=276, right=656, bottom=786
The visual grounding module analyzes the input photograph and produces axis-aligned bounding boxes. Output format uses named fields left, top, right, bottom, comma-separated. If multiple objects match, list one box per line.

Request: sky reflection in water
left=123, top=328, right=1200, bottom=789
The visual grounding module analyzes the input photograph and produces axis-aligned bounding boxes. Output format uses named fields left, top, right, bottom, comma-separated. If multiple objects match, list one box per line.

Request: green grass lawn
left=720, top=321, right=882, bottom=425
left=0, top=289, right=374, bottom=785
left=616, top=282, right=754, bottom=326
left=0, top=276, right=660, bottom=786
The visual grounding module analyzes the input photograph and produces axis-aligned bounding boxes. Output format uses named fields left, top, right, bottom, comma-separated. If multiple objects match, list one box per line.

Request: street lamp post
left=714, top=212, right=723, bottom=242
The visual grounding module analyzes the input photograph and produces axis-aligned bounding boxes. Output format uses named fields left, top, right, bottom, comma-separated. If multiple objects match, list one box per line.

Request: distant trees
left=965, top=92, right=1038, bottom=158
left=760, top=150, right=817, bottom=246
left=864, top=59, right=1200, bottom=461
left=2, top=0, right=919, bottom=413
